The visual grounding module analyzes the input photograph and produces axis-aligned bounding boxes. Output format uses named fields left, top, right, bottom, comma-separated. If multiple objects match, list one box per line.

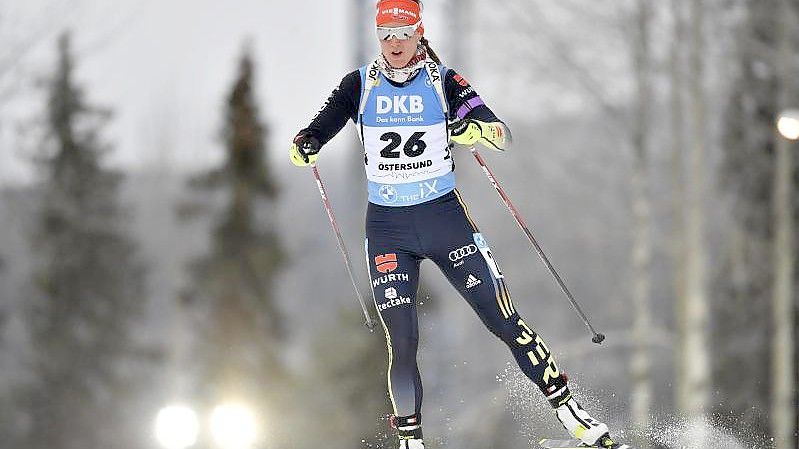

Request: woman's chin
left=388, top=57, right=410, bottom=68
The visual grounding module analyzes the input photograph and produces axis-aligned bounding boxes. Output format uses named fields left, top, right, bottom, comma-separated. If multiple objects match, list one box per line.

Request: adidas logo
left=466, top=274, right=482, bottom=289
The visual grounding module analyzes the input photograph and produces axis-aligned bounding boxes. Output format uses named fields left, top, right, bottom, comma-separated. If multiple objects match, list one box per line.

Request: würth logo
left=375, top=253, right=398, bottom=273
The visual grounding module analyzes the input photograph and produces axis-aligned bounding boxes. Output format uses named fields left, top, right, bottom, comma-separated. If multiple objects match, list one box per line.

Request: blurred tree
left=0, top=252, right=6, bottom=324
left=447, top=0, right=473, bottom=73
left=769, top=2, right=796, bottom=448
left=179, top=42, right=287, bottom=445
left=351, top=0, right=370, bottom=67
left=0, top=5, right=67, bottom=103
left=715, top=0, right=799, bottom=445
left=0, top=2, right=141, bottom=102
left=629, top=0, right=654, bottom=439
left=668, top=0, right=687, bottom=373
left=0, top=252, right=6, bottom=367
left=301, top=308, right=393, bottom=449
left=503, top=2, right=660, bottom=440
left=675, top=0, right=711, bottom=437
left=21, top=32, right=148, bottom=449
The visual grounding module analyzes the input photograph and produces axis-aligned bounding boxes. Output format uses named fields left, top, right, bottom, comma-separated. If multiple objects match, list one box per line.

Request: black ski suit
left=296, top=65, right=570, bottom=428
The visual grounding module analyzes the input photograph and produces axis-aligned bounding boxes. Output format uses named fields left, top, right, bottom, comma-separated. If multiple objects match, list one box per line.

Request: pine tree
left=22, top=33, right=147, bottom=449
left=180, top=44, right=285, bottom=437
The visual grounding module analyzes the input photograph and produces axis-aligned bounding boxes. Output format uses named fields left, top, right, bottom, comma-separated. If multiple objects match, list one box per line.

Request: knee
left=482, top=313, right=521, bottom=345
left=389, top=334, right=419, bottom=361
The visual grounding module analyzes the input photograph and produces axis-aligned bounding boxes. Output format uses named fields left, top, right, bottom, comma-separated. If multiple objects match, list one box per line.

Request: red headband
left=376, top=0, right=423, bottom=28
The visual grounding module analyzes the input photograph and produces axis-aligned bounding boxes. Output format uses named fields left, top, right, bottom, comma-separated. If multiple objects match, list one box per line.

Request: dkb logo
left=376, top=95, right=424, bottom=114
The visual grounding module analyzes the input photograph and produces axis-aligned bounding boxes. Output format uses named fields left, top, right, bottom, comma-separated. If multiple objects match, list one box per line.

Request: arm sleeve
left=444, top=68, right=513, bottom=150
left=443, top=68, right=502, bottom=123
left=298, top=70, right=362, bottom=146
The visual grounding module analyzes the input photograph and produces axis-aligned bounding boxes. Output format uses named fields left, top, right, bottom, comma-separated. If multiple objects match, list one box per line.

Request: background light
left=777, top=109, right=799, bottom=140
left=210, top=403, right=258, bottom=449
left=155, top=405, right=199, bottom=449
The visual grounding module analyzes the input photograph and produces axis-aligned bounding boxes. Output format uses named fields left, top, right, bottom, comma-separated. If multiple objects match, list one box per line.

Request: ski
left=538, top=438, right=634, bottom=449
left=539, top=439, right=585, bottom=448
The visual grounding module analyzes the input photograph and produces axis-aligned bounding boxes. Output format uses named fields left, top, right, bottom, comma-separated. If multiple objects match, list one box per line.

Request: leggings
left=364, top=190, right=569, bottom=425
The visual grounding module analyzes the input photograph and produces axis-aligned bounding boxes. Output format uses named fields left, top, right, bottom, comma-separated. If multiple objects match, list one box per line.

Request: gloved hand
left=448, top=119, right=509, bottom=151
left=289, top=133, right=321, bottom=167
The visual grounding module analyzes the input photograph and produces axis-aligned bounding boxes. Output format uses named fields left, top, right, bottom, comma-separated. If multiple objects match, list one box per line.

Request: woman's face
left=379, top=22, right=422, bottom=68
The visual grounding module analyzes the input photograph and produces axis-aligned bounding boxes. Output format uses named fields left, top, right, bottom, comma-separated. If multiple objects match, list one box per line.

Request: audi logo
left=449, top=244, right=478, bottom=261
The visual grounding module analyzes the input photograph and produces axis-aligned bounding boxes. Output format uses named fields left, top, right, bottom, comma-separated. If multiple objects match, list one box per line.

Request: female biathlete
left=290, top=1, right=624, bottom=448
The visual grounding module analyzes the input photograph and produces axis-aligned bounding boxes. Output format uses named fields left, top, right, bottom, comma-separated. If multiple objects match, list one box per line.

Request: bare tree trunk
left=771, top=2, right=795, bottom=448
left=448, top=0, right=472, bottom=72
left=669, top=0, right=687, bottom=344
left=677, top=0, right=710, bottom=438
left=630, top=0, right=653, bottom=437
left=352, top=0, right=369, bottom=67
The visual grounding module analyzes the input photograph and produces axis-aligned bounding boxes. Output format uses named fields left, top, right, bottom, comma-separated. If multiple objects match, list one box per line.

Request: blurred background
left=0, top=1, right=797, bottom=449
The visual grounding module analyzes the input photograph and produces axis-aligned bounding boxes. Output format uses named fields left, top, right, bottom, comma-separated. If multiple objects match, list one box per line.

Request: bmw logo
left=379, top=185, right=398, bottom=203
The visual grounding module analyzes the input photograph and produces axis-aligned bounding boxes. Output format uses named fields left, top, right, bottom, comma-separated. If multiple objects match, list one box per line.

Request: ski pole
left=310, top=163, right=377, bottom=331
left=311, top=164, right=375, bottom=332
left=468, top=146, right=605, bottom=345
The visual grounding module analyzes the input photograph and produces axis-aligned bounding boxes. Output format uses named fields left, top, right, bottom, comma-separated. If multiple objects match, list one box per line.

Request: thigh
left=425, top=194, right=517, bottom=326
left=365, top=237, right=423, bottom=341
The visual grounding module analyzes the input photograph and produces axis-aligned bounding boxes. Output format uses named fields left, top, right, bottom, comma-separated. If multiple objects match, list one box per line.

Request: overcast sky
left=0, top=1, right=607, bottom=187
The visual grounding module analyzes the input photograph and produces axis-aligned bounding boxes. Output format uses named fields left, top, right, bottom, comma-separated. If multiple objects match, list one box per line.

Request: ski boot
left=554, top=397, right=618, bottom=448
left=391, top=414, right=424, bottom=449
left=399, top=438, right=424, bottom=449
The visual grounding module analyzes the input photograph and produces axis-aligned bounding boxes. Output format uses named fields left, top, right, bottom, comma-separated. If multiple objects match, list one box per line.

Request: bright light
left=155, top=405, right=199, bottom=449
left=210, top=403, right=258, bottom=449
left=777, top=109, right=799, bottom=140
